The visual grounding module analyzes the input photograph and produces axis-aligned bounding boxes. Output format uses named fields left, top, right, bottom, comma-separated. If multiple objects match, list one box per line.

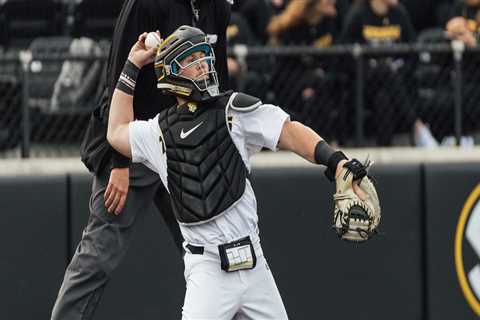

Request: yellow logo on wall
left=455, top=184, right=480, bottom=316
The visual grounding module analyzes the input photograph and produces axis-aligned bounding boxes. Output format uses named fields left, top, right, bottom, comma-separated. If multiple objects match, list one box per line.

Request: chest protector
left=158, top=92, right=259, bottom=225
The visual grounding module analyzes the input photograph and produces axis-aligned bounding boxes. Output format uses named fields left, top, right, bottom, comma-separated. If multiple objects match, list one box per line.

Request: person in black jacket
left=340, top=0, right=416, bottom=45
left=50, top=1, right=230, bottom=319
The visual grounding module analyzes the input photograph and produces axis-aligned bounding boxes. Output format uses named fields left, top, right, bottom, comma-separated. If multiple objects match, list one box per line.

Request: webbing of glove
left=333, top=159, right=380, bottom=242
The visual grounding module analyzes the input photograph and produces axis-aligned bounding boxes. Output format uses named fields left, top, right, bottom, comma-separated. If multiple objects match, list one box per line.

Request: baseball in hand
left=145, top=32, right=162, bottom=50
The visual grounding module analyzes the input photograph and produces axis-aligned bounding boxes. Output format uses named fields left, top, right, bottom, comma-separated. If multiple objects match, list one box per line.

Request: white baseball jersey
left=129, top=103, right=289, bottom=246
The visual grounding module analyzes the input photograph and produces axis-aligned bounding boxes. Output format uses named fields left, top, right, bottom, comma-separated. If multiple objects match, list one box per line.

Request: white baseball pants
left=181, top=242, right=288, bottom=320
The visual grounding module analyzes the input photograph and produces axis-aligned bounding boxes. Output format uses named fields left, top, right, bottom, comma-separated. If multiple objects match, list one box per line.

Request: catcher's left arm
left=278, top=119, right=381, bottom=242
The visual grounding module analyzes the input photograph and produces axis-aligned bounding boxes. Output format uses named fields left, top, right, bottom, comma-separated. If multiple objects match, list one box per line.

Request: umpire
left=50, top=1, right=231, bottom=319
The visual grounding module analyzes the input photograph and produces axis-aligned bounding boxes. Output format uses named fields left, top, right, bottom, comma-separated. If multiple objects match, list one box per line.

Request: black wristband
left=314, top=140, right=347, bottom=182
left=314, top=140, right=336, bottom=166
left=324, top=151, right=348, bottom=181
left=116, top=60, right=140, bottom=96
left=111, top=150, right=131, bottom=169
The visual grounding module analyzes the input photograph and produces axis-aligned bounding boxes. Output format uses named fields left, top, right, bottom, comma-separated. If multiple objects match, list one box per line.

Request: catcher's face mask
left=155, top=25, right=220, bottom=102
left=170, top=43, right=219, bottom=95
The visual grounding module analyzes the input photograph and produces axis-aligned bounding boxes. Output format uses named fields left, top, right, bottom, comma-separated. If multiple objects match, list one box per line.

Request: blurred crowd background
left=0, top=0, right=479, bottom=157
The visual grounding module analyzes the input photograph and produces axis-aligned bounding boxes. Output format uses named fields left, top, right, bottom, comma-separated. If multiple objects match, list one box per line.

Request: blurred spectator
left=232, top=0, right=272, bottom=44
left=340, top=0, right=415, bottom=45
left=445, top=2, right=480, bottom=140
left=226, top=12, right=265, bottom=96
left=447, top=0, right=480, bottom=45
left=340, top=0, right=422, bottom=146
left=268, top=0, right=288, bottom=16
left=446, top=16, right=477, bottom=46
left=227, top=1, right=272, bottom=99
left=266, top=0, right=350, bottom=142
left=259, top=0, right=347, bottom=42
left=412, top=7, right=480, bottom=147
left=450, top=0, right=480, bottom=30
left=268, top=0, right=338, bottom=45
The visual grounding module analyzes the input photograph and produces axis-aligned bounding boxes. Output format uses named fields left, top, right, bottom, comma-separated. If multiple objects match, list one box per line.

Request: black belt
left=186, top=243, right=204, bottom=255
left=185, top=236, right=251, bottom=255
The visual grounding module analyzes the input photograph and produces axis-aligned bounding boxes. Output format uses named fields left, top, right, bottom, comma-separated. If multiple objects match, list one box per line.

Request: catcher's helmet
left=154, top=25, right=219, bottom=102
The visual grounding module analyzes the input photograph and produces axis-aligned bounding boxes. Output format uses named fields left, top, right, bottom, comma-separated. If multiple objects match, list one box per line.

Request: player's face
left=178, top=51, right=209, bottom=81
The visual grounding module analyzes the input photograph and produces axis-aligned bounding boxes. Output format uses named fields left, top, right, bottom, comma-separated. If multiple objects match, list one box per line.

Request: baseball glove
left=332, top=159, right=381, bottom=242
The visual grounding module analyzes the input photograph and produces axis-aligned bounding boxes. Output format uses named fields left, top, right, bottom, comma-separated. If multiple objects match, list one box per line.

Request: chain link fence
left=234, top=43, right=480, bottom=147
left=0, top=42, right=478, bottom=158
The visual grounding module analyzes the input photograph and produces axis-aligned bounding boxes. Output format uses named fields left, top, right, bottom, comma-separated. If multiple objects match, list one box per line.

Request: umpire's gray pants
left=50, top=163, right=180, bottom=320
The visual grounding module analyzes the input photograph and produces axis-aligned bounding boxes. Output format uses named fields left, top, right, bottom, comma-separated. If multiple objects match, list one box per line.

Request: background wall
left=0, top=159, right=479, bottom=319
left=425, top=164, right=480, bottom=320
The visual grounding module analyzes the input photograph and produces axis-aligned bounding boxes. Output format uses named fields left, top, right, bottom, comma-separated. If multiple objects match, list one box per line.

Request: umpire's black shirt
left=81, top=0, right=231, bottom=172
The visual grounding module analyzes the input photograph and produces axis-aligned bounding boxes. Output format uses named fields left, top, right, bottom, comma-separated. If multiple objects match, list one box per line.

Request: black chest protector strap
left=158, top=93, right=249, bottom=225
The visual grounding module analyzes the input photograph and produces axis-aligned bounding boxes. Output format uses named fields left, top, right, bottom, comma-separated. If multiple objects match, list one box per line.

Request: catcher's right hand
left=332, top=159, right=381, bottom=242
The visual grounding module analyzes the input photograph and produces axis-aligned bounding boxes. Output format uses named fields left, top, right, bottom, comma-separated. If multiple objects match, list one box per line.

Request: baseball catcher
left=107, top=26, right=382, bottom=319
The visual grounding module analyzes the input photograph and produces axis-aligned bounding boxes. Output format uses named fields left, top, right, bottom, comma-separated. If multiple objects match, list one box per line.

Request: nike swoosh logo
left=180, top=121, right=203, bottom=139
